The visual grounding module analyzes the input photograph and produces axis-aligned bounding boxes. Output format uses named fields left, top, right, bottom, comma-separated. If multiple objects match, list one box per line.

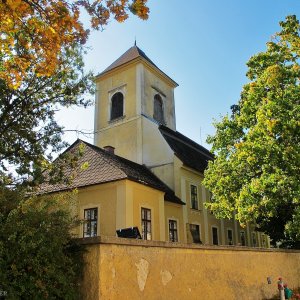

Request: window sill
left=109, top=115, right=126, bottom=124
left=190, top=208, right=202, bottom=213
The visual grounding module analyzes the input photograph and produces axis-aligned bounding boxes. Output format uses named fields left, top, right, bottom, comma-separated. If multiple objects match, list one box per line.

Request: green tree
left=203, top=15, right=300, bottom=248
left=0, top=188, right=83, bottom=299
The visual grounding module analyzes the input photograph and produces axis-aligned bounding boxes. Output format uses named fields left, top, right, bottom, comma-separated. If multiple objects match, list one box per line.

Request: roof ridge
left=51, top=139, right=82, bottom=164
left=135, top=46, right=158, bottom=68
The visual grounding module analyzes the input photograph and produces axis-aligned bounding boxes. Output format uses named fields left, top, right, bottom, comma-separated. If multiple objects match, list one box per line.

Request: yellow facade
left=81, top=238, right=300, bottom=300
left=74, top=180, right=167, bottom=241
left=71, top=45, right=271, bottom=247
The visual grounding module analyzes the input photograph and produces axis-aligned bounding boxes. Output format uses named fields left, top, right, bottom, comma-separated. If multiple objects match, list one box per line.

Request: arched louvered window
left=110, top=92, right=124, bottom=120
left=153, top=94, right=164, bottom=124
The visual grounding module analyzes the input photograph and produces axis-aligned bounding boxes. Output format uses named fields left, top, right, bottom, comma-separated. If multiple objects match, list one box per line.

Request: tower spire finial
left=134, top=36, right=136, bottom=46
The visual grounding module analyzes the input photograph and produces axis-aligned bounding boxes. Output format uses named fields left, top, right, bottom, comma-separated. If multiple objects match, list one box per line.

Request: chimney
left=103, top=145, right=115, bottom=154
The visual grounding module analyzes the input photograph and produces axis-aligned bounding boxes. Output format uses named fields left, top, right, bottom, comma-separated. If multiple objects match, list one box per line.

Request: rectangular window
left=212, top=227, right=219, bottom=245
left=141, top=208, right=151, bottom=240
left=262, top=234, right=266, bottom=247
left=190, top=185, right=199, bottom=210
left=240, top=231, right=246, bottom=246
left=227, top=229, right=233, bottom=245
left=252, top=232, right=257, bottom=247
left=83, top=208, right=98, bottom=238
left=190, top=224, right=201, bottom=243
left=169, top=220, right=178, bottom=242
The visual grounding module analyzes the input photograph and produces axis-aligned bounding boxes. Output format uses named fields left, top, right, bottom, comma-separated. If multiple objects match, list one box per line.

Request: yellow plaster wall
left=143, top=66, right=176, bottom=130
left=97, top=119, right=139, bottom=162
left=82, top=238, right=300, bottom=300
left=174, top=163, right=260, bottom=247
left=96, top=65, right=137, bottom=130
left=94, top=60, right=177, bottom=167
left=76, top=180, right=167, bottom=242
left=125, top=180, right=165, bottom=241
left=77, top=182, right=119, bottom=237
left=94, top=64, right=141, bottom=162
left=142, top=117, right=175, bottom=189
left=164, top=202, right=184, bottom=242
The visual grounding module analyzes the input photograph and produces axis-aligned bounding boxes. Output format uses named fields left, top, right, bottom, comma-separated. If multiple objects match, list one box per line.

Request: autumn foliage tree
left=203, top=15, right=300, bottom=248
left=0, top=0, right=149, bottom=88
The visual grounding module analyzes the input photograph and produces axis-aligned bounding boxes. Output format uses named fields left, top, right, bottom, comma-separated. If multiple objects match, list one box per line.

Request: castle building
left=41, top=45, right=269, bottom=247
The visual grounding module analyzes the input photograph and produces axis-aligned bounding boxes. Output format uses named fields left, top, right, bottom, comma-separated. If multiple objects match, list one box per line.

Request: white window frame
left=168, top=218, right=179, bottom=242
left=140, top=206, right=153, bottom=241
left=80, top=204, right=100, bottom=238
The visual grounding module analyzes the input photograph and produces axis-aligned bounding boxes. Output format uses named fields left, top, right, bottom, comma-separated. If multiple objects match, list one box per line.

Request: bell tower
left=94, top=45, right=178, bottom=169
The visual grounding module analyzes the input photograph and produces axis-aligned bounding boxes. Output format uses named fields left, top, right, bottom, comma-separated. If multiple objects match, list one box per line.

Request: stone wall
left=80, top=237, right=300, bottom=300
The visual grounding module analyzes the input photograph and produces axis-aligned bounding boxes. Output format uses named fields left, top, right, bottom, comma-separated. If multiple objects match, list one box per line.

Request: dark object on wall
left=116, top=227, right=142, bottom=239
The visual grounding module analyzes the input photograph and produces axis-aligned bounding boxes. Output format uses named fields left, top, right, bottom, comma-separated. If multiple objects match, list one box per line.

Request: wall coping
left=77, top=236, right=300, bottom=253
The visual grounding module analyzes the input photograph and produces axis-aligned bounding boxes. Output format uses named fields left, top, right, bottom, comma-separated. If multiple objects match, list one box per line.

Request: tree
left=0, top=44, right=91, bottom=297
left=0, top=188, right=83, bottom=299
left=0, top=0, right=149, bottom=88
left=0, top=44, right=94, bottom=185
left=203, top=15, right=300, bottom=248
left=0, top=0, right=149, bottom=184
left=0, top=0, right=150, bottom=297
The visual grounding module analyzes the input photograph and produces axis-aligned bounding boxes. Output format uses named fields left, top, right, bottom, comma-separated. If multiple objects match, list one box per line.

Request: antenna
left=134, top=36, right=136, bottom=46
left=200, top=127, right=203, bottom=145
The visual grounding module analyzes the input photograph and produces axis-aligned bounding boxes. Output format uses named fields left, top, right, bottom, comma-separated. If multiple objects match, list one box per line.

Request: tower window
left=111, top=92, right=124, bottom=120
left=153, top=94, right=164, bottom=124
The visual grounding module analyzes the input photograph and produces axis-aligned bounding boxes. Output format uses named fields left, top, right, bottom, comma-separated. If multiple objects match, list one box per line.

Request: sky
left=55, top=0, right=300, bottom=149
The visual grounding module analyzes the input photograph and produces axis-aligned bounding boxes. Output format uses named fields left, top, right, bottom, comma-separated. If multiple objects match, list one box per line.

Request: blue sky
left=56, top=0, right=300, bottom=149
